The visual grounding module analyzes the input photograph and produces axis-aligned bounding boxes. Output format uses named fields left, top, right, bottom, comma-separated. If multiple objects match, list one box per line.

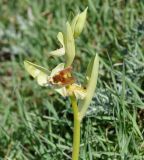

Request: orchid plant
left=24, top=7, right=99, bottom=160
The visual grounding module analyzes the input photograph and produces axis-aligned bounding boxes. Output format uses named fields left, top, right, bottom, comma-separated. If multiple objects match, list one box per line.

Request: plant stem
left=70, top=95, right=81, bottom=160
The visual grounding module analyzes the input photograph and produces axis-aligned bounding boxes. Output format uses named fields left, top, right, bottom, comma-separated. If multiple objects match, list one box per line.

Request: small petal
left=50, top=63, right=65, bottom=77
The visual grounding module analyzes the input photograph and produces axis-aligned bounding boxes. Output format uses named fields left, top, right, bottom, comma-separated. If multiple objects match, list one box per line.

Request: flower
left=49, top=22, right=75, bottom=67
left=49, top=8, right=88, bottom=62
left=24, top=60, right=86, bottom=99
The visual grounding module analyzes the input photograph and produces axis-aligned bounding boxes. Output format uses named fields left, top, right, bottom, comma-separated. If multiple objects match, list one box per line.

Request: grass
left=0, top=0, right=144, bottom=159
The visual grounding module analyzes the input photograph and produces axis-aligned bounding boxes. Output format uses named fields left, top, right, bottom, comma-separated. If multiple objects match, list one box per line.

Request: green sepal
left=49, top=32, right=65, bottom=57
left=24, top=60, right=50, bottom=86
left=64, top=22, right=75, bottom=67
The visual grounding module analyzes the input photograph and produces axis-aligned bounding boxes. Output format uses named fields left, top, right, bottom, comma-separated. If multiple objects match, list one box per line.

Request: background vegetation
left=0, top=0, right=144, bottom=159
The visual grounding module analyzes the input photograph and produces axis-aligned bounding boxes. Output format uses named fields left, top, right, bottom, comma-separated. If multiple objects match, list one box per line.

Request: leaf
left=79, top=54, right=99, bottom=120
left=24, top=60, right=50, bottom=86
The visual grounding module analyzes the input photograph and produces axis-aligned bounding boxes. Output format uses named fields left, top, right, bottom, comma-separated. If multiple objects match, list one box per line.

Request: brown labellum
left=50, top=66, right=75, bottom=86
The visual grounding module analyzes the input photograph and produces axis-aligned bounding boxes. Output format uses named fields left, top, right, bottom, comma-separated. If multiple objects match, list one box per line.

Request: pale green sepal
left=24, top=60, right=50, bottom=86
left=50, top=63, right=65, bottom=77
left=71, top=7, right=88, bottom=38
left=57, top=32, right=64, bottom=46
left=49, top=32, right=65, bottom=57
left=64, top=22, right=75, bottom=67
left=49, top=48, right=65, bottom=57
left=79, top=54, right=99, bottom=120
left=24, top=60, right=50, bottom=77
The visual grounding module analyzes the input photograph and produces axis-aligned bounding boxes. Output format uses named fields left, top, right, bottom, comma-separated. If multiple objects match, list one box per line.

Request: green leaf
left=24, top=60, right=50, bottom=86
left=64, top=22, right=75, bottom=67
left=79, top=54, right=99, bottom=120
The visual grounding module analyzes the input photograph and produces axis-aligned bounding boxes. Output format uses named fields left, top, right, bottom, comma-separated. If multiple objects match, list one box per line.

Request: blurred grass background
left=0, top=0, right=144, bottom=159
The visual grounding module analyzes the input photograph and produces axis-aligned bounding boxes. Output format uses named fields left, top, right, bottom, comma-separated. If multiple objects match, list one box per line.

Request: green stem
left=70, top=95, right=81, bottom=160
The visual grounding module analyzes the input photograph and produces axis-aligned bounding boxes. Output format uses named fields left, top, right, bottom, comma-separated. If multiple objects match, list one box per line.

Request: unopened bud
left=71, top=7, right=88, bottom=38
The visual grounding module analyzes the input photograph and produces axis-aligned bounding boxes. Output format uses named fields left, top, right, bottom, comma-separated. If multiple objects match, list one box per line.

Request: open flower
left=24, top=60, right=86, bottom=99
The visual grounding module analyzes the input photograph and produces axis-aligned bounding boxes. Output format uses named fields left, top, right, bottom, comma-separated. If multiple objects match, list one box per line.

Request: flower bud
left=71, top=7, right=88, bottom=38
